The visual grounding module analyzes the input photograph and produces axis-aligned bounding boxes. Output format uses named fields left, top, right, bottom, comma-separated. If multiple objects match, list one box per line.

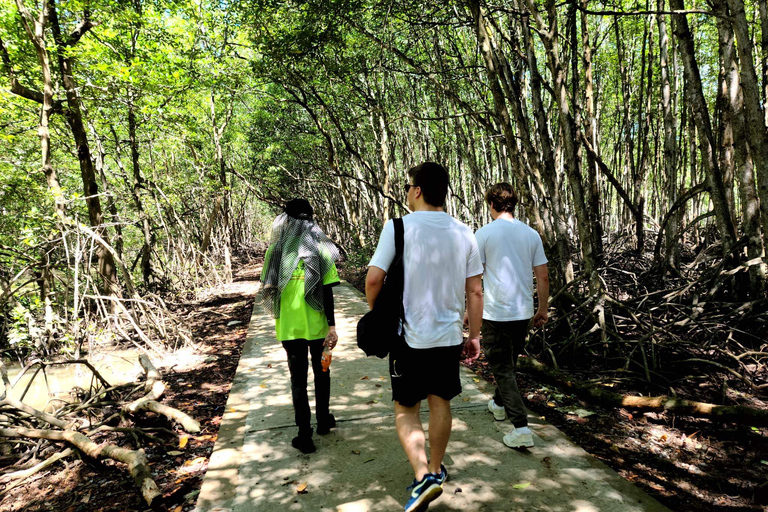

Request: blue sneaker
left=404, top=473, right=443, bottom=512
left=435, top=464, right=448, bottom=485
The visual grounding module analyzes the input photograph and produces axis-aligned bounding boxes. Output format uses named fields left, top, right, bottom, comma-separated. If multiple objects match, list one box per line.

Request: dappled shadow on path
left=196, top=283, right=670, bottom=512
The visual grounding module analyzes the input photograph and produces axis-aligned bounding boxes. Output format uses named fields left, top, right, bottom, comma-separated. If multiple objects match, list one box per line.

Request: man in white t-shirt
left=366, top=162, right=484, bottom=512
left=474, top=182, right=549, bottom=449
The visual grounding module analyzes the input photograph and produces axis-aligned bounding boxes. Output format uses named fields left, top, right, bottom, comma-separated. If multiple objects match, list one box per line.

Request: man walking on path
left=366, top=162, right=484, bottom=512
left=474, top=183, right=549, bottom=448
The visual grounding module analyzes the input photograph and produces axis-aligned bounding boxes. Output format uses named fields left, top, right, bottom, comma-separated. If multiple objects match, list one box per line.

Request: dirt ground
left=2, top=260, right=767, bottom=512
left=0, top=264, right=260, bottom=512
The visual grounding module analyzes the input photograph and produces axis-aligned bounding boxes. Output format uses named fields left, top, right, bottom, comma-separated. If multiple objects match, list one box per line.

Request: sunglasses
left=405, top=183, right=416, bottom=193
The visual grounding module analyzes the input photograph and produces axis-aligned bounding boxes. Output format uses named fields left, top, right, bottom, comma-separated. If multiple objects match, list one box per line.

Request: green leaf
left=513, top=482, right=532, bottom=490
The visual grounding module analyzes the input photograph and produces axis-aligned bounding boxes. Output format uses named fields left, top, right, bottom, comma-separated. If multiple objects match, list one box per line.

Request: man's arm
left=463, top=264, right=484, bottom=327
left=463, top=274, right=483, bottom=362
left=532, top=264, right=549, bottom=327
left=365, top=266, right=387, bottom=309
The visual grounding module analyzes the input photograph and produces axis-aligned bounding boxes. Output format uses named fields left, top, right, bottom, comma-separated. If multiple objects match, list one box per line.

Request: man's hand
left=462, top=336, right=481, bottom=363
left=533, top=264, right=549, bottom=328
left=324, top=326, right=338, bottom=350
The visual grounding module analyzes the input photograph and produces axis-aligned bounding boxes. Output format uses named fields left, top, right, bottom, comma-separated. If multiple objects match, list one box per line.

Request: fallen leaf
left=229, top=408, right=237, bottom=413
left=557, top=406, right=595, bottom=418
left=472, top=378, right=480, bottom=383
left=610, top=445, right=620, bottom=453
left=296, top=482, right=308, bottom=494
left=513, top=482, right=532, bottom=490
left=193, top=435, right=213, bottom=441
left=360, top=376, right=370, bottom=380
left=267, top=364, right=272, bottom=368
left=546, top=402, right=556, bottom=407
left=179, top=435, right=189, bottom=449
left=259, top=383, right=268, bottom=389
left=184, top=457, right=207, bottom=467
left=352, top=450, right=361, bottom=455
left=80, top=492, right=91, bottom=504
left=761, top=460, right=768, bottom=465
left=167, top=450, right=184, bottom=456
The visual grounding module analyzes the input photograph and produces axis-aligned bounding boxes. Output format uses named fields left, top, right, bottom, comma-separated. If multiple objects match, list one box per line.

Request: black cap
left=284, top=198, right=313, bottom=220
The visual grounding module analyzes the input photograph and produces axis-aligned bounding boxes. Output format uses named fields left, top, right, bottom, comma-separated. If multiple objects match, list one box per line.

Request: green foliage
left=7, top=298, right=41, bottom=351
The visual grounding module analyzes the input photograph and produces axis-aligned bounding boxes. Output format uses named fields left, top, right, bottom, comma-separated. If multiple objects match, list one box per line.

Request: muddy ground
left=2, top=260, right=766, bottom=512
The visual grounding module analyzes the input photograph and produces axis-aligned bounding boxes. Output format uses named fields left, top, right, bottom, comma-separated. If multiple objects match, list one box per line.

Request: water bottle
left=321, top=346, right=333, bottom=372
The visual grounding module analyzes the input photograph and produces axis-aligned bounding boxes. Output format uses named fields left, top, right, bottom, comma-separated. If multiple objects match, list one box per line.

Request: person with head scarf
left=261, top=198, right=341, bottom=454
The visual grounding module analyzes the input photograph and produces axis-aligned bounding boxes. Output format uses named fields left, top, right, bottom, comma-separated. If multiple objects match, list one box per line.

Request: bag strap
left=393, top=217, right=404, bottom=261
left=392, top=218, right=405, bottom=332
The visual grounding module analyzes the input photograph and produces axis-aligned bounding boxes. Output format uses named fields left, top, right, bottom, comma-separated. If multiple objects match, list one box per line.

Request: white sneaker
left=503, top=426, right=534, bottom=448
left=488, top=399, right=507, bottom=421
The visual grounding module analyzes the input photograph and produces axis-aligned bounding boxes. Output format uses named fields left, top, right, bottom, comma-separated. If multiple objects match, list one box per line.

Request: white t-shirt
left=475, top=217, right=548, bottom=321
left=369, top=211, right=483, bottom=349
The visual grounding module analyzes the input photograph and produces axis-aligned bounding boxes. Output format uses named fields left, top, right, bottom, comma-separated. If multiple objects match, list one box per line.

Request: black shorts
left=389, top=337, right=463, bottom=407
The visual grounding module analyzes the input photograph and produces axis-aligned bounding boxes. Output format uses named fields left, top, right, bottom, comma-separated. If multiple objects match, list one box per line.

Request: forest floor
left=0, top=260, right=261, bottom=512
left=3, top=258, right=767, bottom=512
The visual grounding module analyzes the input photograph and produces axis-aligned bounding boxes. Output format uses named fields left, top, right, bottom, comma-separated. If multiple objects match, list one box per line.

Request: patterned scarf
left=261, top=212, right=339, bottom=319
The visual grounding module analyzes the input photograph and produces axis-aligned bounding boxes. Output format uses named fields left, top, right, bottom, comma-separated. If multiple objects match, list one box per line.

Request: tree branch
left=0, top=35, right=64, bottom=113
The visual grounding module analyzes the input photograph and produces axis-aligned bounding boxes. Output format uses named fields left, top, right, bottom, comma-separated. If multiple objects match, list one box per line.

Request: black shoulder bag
left=356, top=218, right=404, bottom=358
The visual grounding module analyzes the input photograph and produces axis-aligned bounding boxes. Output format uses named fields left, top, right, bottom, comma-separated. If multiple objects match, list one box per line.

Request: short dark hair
left=407, top=162, right=449, bottom=207
left=284, top=198, right=313, bottom=220
left=485, top=183, right=518, bottom=214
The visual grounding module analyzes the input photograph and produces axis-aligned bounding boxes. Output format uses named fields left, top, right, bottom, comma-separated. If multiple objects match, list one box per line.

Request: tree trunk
left=615, top=20, right=637, bottom=234
left=88, top=122, right=124, bottom=261
left=11, top=0, right=64, bottom=219
left=48, top=0, right=121, bottom=299
left=210, top=91, right=233, bottom=280
left=758, top=0, right=768, bottom=127
left=715, top=0, right=766, bottom=291
left=670, top=0, right=738, bottom=255
left=518, top=8, right=574, bottom=284
left=634, top=12, right=655, bottom=253
left=725, top=0, right=768, bottom=258
left=658, top=1, right=680, bottom=270
left=127, top=97, right=154, bottom=287
left=465, top=0, right=546, bottom=238
left=581, top=0, right=604, bottom=263
left=525, top=0, right=601, bottom=294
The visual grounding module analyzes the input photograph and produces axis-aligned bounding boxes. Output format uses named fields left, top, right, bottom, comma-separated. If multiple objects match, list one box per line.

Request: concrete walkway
left=195, top=282, right=673, bottom=512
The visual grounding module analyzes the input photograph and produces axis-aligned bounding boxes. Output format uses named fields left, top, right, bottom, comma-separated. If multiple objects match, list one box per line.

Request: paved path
left=195, top=282, right=673, bottom=512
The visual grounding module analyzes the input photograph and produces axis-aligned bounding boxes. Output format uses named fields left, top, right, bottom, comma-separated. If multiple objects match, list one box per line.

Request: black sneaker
left=291, top=435, right=316, bottom=454
left=316, top=414, right=336, bottom=435
left=404, top=473, right=442, bottom=512
left=436, top=464, right=448, bottom=485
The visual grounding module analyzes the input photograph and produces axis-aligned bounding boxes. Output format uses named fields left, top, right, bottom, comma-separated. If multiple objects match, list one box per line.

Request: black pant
left=282, top=338, right=331, bottom=436
left=481, top=319, right=529, bottom=428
